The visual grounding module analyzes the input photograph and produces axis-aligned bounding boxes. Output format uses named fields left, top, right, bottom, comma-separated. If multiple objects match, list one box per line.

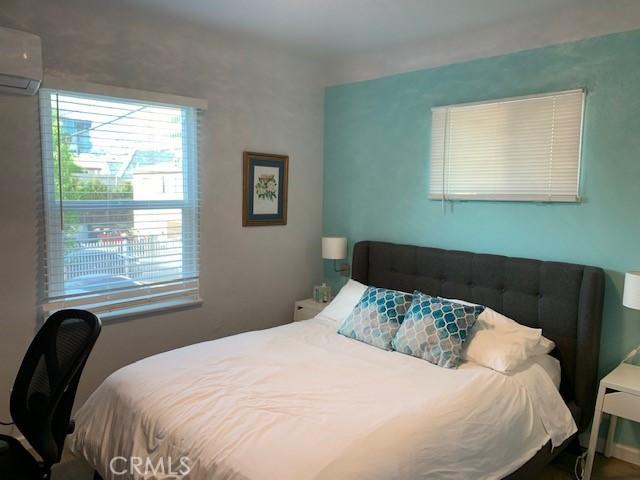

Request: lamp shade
left=322, top=237, right=347, bottom=260
left=623, top=272, right=640, bottom=310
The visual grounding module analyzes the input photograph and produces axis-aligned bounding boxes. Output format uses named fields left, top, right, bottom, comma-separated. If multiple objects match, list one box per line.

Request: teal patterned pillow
left=337, top=287, right=413, bottom=350
left=391, top=291, right=485, bottom=368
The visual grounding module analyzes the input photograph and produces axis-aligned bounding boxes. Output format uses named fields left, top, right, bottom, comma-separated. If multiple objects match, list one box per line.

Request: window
left=429, top=89, right=585, bottom=202
left=39, top=88, right=202, bottom=318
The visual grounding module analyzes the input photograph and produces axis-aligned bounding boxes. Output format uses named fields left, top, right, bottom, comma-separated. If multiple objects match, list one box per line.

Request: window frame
left=38, top=81, right=206, bottom=319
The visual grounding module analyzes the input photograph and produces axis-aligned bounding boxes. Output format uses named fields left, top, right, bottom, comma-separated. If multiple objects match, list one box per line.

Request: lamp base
left=622, top=346, right=640, bottom=366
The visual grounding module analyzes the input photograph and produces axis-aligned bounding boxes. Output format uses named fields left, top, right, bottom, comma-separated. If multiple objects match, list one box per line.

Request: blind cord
left=548, top=96, right=557, bottom=201
left=55, top=93, right=64, bottom=230
left=442, top=109, right=450, bottom=215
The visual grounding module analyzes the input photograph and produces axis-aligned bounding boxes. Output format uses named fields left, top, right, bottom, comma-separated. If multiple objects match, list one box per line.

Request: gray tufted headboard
left=351, top=241, right=605, bottom=431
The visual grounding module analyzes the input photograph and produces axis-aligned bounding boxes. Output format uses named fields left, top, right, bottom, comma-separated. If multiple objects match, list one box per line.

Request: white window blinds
left=429, top=89, right=585, bottom=202
left=39, top=88, right=202, bottom=318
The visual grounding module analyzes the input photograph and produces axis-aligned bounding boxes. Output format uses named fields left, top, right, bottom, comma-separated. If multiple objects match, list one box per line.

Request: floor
left=51, top=448, right=94, bottom=480
left=541, top=452, right=640, bottom=480
left=52, top=449, right=640, bottom=479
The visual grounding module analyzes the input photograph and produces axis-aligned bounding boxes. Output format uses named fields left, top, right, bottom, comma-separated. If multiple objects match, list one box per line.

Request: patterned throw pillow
left=391, top=291, right=485, bottom=368
left=337, top=287, right=413, bottom=350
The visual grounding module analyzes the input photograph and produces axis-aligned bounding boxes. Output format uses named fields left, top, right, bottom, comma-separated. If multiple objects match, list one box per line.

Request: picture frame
left=242, top=151, right=289, bottom=226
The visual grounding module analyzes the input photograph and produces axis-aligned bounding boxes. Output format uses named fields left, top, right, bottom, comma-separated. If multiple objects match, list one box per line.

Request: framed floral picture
left=242, top=151, right=289, bottom=226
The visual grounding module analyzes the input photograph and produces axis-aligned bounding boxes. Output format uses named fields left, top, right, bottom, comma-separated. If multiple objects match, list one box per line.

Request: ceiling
left=119, top=0, right=640, bottom=83
left=120, top=0, right=640, bottom=53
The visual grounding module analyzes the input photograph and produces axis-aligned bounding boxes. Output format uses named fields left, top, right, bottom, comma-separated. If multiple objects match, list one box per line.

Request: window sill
left=98, top=297, right=203, bottom=322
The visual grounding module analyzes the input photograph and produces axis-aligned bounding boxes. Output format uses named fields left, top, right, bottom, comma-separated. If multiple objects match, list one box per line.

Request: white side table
left=584, top=362, right=640, bottom=479
left=293, top=298, right=326, bottom=322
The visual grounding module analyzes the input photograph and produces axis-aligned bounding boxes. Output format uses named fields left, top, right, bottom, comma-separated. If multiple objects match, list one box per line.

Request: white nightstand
left=584, top=362, right=640, bottom=479
left=293, top=298, right=326, bottom=322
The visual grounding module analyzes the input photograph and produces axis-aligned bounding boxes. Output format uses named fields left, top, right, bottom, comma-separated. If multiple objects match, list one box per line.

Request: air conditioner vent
left=0, top=27, right=42, bottom=96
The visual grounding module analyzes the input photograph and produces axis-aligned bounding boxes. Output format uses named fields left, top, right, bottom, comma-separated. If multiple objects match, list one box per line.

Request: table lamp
left=623, top=272, right=640, bottom=310
left=322, top=237, right=350, bottom=277
left=622, top=272, right=640, bottom=365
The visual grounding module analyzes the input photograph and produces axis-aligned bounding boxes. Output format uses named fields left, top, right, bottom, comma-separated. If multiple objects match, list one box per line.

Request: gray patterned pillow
left=391, top=291, right=485, bottom=368
left=337, top=287, right=413, bottom=350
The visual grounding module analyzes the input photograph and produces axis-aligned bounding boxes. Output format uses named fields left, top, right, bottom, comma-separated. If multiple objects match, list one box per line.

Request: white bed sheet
left=70, top=316, right=576, bottom=480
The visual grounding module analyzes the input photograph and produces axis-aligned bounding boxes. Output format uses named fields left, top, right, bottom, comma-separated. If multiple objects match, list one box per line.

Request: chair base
left=0, top=434, right=48, bottom=480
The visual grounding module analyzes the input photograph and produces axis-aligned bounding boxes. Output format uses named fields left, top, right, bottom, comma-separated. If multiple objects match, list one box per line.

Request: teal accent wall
left=324, top=29, right=640, bottom=448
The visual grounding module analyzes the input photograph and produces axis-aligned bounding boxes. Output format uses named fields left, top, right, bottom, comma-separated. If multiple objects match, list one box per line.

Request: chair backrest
left=10, top=309, right=101, bottom=467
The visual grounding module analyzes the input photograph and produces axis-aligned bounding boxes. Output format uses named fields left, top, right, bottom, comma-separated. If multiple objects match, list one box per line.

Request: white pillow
left=320, top=279, right=367, bottom=324
left=443, top=298, right=479, bottom=307
left=463, top=307, right=555, bottom=372
left=530, top=355, right=561, bottom=390
left=535, top=335, right=555, bottom=355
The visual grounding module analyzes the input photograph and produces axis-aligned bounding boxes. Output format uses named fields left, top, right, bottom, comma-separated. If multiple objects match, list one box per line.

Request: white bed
left=70, top=315, right=576, bottom=480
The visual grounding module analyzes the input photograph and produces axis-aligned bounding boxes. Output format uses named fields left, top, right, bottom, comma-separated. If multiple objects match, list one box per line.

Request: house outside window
left=61, top=118, right=92, bottom=153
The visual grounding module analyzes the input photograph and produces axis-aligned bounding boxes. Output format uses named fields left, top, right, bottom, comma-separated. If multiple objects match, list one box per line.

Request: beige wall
left=0, top=0, right=325, bottom=424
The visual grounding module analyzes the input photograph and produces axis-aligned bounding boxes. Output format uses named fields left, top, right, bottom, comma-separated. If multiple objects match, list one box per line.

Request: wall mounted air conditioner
left=0, top=27, right=42, bottom=96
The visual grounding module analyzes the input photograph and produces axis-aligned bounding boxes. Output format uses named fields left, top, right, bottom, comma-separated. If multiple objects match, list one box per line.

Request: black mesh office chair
left=0, top=309, right=101, bottom=480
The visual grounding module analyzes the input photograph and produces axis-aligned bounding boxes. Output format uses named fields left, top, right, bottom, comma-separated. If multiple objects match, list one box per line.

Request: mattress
left=70, top=316, right=576, bottom=480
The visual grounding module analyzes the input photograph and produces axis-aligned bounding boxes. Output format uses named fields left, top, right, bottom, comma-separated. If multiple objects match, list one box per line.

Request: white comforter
left=70, top=316, right=576, bottom=480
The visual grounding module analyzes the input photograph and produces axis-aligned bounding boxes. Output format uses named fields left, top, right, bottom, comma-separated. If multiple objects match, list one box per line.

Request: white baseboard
left=611, top=443, right=640, bottom=466
left=579, top=432, right=640, bottom=466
